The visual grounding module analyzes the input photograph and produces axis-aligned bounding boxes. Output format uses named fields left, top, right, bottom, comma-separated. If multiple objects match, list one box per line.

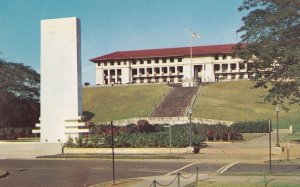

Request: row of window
left=102, top=63, right=253, bottom=76
left=132, top=76, right=183, bottom=84
left=216, top=73, right=249, bottom=80
left=97, top=57, right=183, bottom=67
left=132, top=66, right=183, bottom=75
left=103, top=69, right=122, bottom=76
left=214, top=54, right=236, bottom=60
left=131, top=57, right=182, bottom=65
left=98, top=61, right=127, bottom=67
left=213, top=63, right=253, bottom=71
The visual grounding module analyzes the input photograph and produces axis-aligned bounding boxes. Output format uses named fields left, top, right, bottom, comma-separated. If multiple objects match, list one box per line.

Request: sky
left=0, top=0, right=245, bottom=85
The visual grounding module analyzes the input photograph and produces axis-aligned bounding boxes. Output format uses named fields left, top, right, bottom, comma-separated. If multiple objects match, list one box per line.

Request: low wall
left=64, top=147, right=187, bottom=154
left=110, top=117, right=233, bottom=126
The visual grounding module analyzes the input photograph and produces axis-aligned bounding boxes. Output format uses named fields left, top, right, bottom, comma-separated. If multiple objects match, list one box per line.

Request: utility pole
left=275, top=104, right=280, bottom=147
left=269, top=119, right=272, bottom=172
left=111, top=121, right=115, bottom=185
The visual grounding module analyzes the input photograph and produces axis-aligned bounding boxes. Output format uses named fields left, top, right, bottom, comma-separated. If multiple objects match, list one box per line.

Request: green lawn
left=82, top=81, right=300, bottom=131
left=193, top=81, right=300, bottom=131
left=82, top=84, right=170, bottom=123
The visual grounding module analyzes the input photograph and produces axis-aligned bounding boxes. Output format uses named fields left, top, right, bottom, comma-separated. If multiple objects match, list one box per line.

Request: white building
left=90, top=44, right=253, bottom=86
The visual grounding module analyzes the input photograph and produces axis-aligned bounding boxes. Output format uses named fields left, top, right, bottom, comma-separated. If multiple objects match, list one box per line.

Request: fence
left=150, top=167, right=199, bottom=187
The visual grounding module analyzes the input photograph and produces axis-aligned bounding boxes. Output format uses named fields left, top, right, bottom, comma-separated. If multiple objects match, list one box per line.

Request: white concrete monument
left=33, top=17, right=89, bottom=143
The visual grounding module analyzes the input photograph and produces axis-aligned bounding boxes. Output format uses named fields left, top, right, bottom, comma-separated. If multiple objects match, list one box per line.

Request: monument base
left=273, top=146, right=283, bottom=154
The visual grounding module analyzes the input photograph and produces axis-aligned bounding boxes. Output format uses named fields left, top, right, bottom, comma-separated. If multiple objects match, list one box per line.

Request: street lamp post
left=188, top=108, right=192, bottom=147
left=275, top=104, right=280, bottom=147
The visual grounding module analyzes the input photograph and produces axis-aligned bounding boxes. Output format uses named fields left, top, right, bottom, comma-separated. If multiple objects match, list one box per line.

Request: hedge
left=230, top=120, right=269, bottom=133
left=0, top=127, right=33, bottom=140
left=65, top=120, right=267, bottom=148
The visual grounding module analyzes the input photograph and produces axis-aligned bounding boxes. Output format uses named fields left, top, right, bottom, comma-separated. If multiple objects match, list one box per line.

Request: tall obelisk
left=33, top=17, right=88, bottom=143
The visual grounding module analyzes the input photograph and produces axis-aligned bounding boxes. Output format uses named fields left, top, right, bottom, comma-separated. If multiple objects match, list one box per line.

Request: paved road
left=0, top=159, right=218, bottom=187
left=175, top=162, right=300, bottom=175
left=226, top=163, right=300, bottom=174
left=1, top=159, right=299, bottom=187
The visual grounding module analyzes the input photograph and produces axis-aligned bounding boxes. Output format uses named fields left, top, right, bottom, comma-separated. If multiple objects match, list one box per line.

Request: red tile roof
left=90, top=43, right=236, bottom=62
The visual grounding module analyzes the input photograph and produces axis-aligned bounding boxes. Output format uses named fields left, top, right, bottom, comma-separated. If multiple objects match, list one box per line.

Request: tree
left=84, top=82, right=90, bottom=87
left=0, top=59, right=40, bottom=127
left=236, top=0, right=300, bottom=105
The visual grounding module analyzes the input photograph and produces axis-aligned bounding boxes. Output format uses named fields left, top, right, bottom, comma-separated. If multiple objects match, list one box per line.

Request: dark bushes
left=0, top=127, right=33, bottom=140
left=64, top=120, right=267, bottom=148
left=66, top=120, right=204, bottom=148
left=230, top=120, right=269, bottom=133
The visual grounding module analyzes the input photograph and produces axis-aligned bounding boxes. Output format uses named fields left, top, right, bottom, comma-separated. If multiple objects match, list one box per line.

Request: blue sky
left=0, top=0, right=245, bottom=84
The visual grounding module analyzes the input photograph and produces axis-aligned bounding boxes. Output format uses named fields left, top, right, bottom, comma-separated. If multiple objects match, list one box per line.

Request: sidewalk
left=95, top=174, right=300, bottom=187
left=131, top=173, right=206, bottom=187
left=0, top=142, right=62, bottom=159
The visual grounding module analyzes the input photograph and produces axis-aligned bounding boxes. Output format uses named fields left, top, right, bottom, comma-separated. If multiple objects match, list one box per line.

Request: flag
left=192, top=32, right=200, bottom=39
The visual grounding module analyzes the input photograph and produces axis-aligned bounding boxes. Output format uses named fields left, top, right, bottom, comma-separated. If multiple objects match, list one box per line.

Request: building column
left=227, top=73, right=231, bottom=80
left=152, top=67, right=155, bottom=77
left=107, top=69, right=110, bottom=84
left=114, top=69, right=117, bottom=84
left=174, top=77, right=178, bottom=83
left=96, top=66, right=104, bottom=85
left=121, top=67, right=131, bottom=84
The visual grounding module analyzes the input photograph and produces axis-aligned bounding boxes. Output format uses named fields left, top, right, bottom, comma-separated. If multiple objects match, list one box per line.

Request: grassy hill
left=193, top=81, right=300, bottom=130
left=82, top=81, right=300, bottom=130
left=82, top=84, right=170, bottom=123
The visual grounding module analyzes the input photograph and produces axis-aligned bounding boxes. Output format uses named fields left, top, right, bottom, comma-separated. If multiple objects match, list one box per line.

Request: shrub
left=65, top=123, right=205, bottom=148
left=0, top=127, right=33, bottom=140
left=230, top=121, right=269, bottom=133
left=136, top=120, right=156, bottom=133
left=67, top=120, right=275, bottom=148
left=90, top=125, right=120, bottom=136
left=65, top=137, right=76, bottom=148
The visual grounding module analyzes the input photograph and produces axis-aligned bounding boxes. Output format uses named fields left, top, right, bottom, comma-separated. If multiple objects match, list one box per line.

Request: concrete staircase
left=150, top=86, right=199, bottom=117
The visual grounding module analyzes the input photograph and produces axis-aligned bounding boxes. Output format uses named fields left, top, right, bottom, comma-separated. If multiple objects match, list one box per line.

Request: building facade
left=90, top=44, right=253, bottom=86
